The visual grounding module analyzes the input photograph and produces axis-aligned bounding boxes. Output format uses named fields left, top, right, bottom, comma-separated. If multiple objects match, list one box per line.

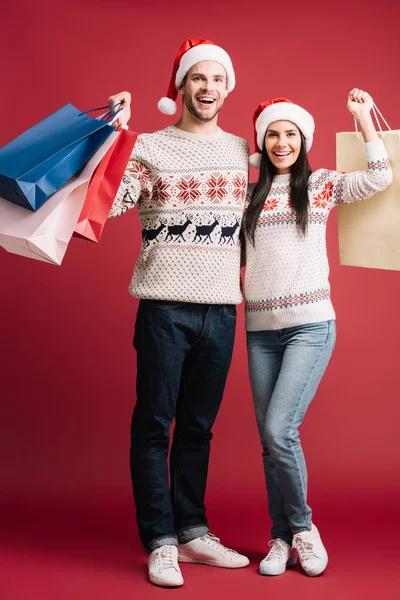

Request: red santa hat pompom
left=249, top=98, right=315, bottom=168
left=158, top=38, right=236, bottom=115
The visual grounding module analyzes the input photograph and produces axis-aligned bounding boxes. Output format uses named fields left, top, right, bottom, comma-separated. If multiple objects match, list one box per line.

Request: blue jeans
left=247, top=320, right=336, bottom=544
left=131, top=300, right=236, bottom=552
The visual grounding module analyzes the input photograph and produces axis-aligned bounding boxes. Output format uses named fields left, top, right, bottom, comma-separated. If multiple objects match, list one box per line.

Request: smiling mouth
left=274, top=151, right=292, bottom=159
left=196, top=96, right=216, bottom=106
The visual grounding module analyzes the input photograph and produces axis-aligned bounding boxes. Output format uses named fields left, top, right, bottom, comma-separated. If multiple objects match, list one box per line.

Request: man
left=108, top=38, right=249, bottom=587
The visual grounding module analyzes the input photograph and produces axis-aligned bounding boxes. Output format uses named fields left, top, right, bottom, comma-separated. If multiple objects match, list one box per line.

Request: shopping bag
left=337, top=106, right=399, bottom=271
left=74, top=128, right=138, bottom=242
left=0, top=132, right=118, bottom=265
left=0, top=103, right=122, bottom=212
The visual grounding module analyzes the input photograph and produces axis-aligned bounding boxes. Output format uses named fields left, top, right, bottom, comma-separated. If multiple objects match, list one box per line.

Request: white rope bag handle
left=354, top=102, right=391, bottom=134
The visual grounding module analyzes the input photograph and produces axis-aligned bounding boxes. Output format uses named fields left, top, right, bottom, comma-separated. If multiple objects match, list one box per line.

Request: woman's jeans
left=131, top=300, right=236, bottom=552
left=247, top=320, right=336, bottom=544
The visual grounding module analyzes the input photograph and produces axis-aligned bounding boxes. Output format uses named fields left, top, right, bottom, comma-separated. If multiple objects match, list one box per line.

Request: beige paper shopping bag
left=337, top=129, right=400, bottom=271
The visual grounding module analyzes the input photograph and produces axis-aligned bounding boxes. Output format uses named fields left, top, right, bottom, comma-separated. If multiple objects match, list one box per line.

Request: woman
left=243, top=90, right=392, bottom=577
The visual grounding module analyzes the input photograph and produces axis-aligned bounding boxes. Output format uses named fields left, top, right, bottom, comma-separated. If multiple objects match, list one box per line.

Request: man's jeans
left=131, top=300, right=236, bottom=552
left=247, top=320, right=336, bottom=544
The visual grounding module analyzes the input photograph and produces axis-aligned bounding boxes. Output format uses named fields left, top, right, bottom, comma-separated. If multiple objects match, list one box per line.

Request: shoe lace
left=266, top=539, right=288, bottom=561
left=293, top=536, right=322, bottom=561
left=201, top=533, right=237, bottom=555
left=157, top=545, right=177, bottom=569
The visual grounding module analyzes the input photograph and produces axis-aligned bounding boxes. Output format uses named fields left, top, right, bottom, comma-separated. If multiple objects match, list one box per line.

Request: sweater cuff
left=365, top=139, right=387, bottom=161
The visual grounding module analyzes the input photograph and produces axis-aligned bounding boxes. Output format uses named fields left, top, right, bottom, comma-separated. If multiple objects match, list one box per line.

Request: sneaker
left=178, top=533, right=249, bottom=568
left=148, top=545, right=184, bottom=587
left=259, top=539, right=297, bottom=576
left=292, top=524, right=328, bottom=577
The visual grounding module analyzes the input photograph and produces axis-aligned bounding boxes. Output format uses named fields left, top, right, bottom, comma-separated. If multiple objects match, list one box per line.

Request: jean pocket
left=224, top=305, right=237, bottom=320
left=288, top=320, right=335, bottom=348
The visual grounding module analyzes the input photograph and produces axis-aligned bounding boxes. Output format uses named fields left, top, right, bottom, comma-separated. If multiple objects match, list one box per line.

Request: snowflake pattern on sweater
left=244, top=139, right=393, bottom=331
left=109, top=126, right=249, bottom=304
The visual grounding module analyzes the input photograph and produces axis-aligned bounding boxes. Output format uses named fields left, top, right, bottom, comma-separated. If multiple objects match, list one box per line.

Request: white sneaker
left=292, top=524, right=328, bottom=577
left=178, top=533, right=249, bottom=568
left=148, top=545, right=184, bottom=587
left=259, top=539, right=297, bottom=575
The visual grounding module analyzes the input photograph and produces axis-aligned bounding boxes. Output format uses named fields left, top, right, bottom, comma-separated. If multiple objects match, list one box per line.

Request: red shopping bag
left=74, top=128, right=138, bottom=242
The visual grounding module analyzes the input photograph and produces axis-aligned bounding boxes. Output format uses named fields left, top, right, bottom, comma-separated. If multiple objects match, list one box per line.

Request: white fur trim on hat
left=176, top=45, right=235, bottom=92
left=249, top=153, right=262, bottom=168
left=256, top=103, right=315, bottom=153
left=158, top=97, right=178, bottom=115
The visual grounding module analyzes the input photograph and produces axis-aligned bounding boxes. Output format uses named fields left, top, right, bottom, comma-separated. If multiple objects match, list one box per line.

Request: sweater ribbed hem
left=245, top=299, right=336, bottom=331
left=128, top=283, right=243, bottom=305
left=129, top=290, right=243, bottom=305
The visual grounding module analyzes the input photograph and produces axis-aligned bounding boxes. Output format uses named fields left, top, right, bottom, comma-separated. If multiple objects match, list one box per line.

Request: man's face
left=179, top=61, right=228, bottom=122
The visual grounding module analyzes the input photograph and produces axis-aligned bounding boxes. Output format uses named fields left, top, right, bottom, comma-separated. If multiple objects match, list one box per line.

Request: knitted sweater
left=109, top=125, right=249, bottom=303
left=244, top=139, right=392, bottom=331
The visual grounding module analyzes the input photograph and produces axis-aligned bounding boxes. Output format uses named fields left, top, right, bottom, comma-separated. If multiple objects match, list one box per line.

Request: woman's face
left=265, top=120, right=302, bottom=174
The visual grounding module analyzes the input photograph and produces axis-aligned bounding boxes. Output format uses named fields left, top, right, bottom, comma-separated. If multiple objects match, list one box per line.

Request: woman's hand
left=108, top=91, right=132, bottom=128
left=347, top=88, right=378, bottom=142
left=347, top=88, right=373, bottom=121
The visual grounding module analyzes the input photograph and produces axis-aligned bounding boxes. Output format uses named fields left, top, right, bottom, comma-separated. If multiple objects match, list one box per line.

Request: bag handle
left=79, top=102, right=123, bottom=123
left=354, top=102, right=391, bottom=134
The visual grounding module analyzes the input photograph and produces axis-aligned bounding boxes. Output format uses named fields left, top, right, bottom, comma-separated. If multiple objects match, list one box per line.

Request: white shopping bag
left=0, top=131, right=118, bottom=265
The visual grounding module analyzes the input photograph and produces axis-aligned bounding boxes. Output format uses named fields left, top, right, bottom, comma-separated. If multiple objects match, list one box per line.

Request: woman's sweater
left=244, top=139, right=392, bottom=331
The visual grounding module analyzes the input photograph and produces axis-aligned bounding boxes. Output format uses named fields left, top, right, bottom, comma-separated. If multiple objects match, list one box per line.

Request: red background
left=1, top=1, right=399, bottom=598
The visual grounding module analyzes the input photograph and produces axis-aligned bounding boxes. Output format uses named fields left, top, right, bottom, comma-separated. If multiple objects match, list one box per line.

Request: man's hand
left=108, top=91, right=132, bottom=128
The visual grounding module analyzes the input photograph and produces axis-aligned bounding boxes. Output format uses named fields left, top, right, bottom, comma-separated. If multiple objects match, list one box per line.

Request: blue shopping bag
left=0, top=103, right=122, bottom=211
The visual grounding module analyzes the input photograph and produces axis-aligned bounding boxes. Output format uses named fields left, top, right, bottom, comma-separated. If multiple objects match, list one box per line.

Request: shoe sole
left=149, top=575, right=184, bottom=587
left=259, top=556, right=297, bottom=576
left=178, top=554, right=249, bottom=569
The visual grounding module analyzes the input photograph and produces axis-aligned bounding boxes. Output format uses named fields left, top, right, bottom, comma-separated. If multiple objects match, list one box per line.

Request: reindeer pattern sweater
left=244, top=139, right=392, bottom=331
left=109, top=125, right=249, bottom=303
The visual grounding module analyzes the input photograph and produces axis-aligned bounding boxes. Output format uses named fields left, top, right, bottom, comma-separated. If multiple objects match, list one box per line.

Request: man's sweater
left=244, top=139, right=393, bottom=330
left=110, top=125, right=249, bottom=304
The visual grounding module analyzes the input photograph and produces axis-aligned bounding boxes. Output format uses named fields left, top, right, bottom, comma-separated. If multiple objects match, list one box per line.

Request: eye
left=288, top=132, right=296, bottom=137
left=267, top=132, right=277, bottom=137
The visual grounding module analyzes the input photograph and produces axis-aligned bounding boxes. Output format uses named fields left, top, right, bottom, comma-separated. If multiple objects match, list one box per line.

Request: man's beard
left=184, top=94, right=222, bottom=122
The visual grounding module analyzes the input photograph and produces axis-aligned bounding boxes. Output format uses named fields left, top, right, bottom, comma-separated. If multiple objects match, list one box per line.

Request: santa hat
left=249, top=98, right=315, bottom=168
left=158, top=38, right=236, bottom=115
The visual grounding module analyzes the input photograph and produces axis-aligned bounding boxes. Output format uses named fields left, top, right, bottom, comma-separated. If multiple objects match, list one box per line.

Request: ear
left=177, top=75, right=187, bottom=97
